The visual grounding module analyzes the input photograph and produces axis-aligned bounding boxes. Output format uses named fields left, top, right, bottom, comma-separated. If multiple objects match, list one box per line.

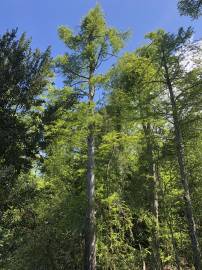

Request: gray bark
left=139, top=243, right=147, bottom=270
left=167, top=215, right=181, bottom=270
left=143, top=124, right=162, bottom=270
left=84, top=83, right=96, bottom=270
left=153, top=163, right=162, bottom=270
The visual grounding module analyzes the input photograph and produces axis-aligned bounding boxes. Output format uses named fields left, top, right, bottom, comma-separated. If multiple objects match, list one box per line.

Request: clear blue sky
left=1, top=0, right=202, bottom=83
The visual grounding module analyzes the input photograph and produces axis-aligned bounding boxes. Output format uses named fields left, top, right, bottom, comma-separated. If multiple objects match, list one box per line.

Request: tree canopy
left=178, top=0, right=202, bottom=18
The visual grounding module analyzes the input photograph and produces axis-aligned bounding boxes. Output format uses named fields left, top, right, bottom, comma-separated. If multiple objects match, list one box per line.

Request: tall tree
left=55, top=5, right=127, bottom=269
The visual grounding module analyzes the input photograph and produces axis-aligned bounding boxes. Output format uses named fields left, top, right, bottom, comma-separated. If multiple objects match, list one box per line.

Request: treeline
left=0, top=1, right=202, bottom=270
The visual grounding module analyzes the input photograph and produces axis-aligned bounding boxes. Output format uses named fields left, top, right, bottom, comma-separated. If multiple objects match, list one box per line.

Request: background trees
left=178, top=0, right=202, bottom=18
left=0, top=29, right=51, bottom=268
left=143, top=28, right=202, bottom=269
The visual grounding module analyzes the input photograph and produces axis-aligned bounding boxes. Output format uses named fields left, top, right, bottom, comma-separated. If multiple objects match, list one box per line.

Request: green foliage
left=178, top=0, right=202, bottom=18
left=1, top=5, right=202, bottom=270
left=0, top=30, right=51, bottom=266
left=56, top=4, right=128, bottom=93
left=0, top=29, right=51, bottom=173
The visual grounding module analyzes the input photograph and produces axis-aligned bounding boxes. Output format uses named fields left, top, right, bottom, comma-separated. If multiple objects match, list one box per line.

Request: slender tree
left=55, top=5, right=127, bottom=269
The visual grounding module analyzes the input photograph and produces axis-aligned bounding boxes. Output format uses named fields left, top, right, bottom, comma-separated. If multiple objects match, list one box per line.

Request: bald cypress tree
left=55, top=5, right=127, bottom=269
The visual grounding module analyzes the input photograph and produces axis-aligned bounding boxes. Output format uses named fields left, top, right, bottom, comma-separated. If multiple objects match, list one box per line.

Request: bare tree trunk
left=163, top=60, right=202, bottom=270
left=139, top=243, right=147, bottom=270
left=152, top=162, right=162, bottom=270
left=143, top=260, right=146, bottom=270
left=167, top=215, right=181, bottom=270
left=84, top=83, right=96, bottom=270
left=143, top=124, right=162, bottom=270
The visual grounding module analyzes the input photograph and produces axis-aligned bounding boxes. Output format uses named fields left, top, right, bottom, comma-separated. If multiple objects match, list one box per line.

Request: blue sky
left=1, top=0, right=202, bottom=54
left=1, top=0, right=202, bottom=87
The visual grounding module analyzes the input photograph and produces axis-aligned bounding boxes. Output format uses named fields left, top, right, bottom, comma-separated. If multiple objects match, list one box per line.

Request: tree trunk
left=84, top=83, right=96, bottom=270
left=143, top=124, right=162, bottom=270
left=167, top=215, right=181, bottom=270
left=139, top=243, right=147, bottom=270
left=163, top=60, right=202, bottom=270
left=152, top=162, right=162, bottom=270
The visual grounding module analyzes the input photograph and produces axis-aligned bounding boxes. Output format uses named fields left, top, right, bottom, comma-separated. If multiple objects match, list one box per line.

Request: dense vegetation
left=0, top=2, right=202, bottom=269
